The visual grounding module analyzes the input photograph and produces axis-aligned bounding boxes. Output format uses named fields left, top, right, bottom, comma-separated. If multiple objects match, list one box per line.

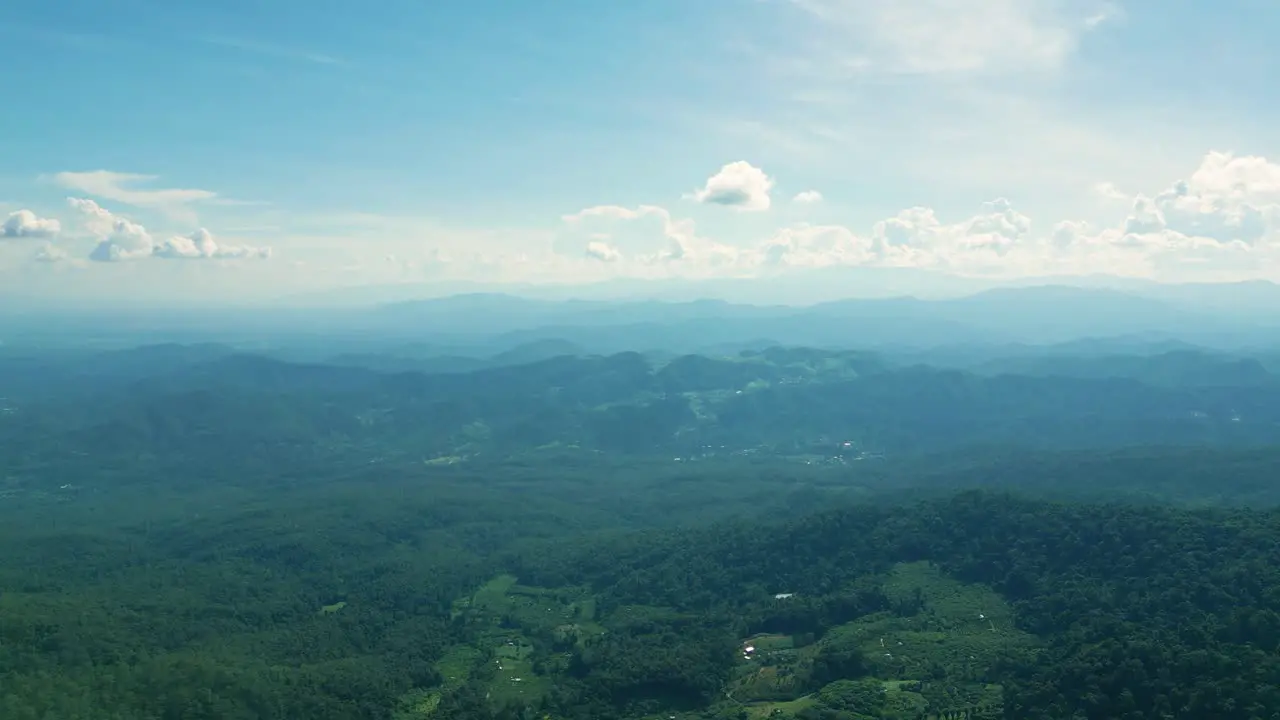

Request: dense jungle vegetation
left=3, top=342, right=1280, bottom=719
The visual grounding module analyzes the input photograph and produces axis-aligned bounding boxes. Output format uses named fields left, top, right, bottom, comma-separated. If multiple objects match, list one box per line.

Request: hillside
left=5, top=340, right=1280, bottom=718
left=3, top=345, right=1278, bottom=479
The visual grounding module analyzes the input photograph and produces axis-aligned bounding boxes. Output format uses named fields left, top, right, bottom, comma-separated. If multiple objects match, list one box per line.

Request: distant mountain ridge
left=282, top=270, right=1280, bottom=313
left=371, top=284, right=1272, bottom=351
left=8, top=282, right=1280, bottom=356
left=5, top=343, right=1280, bottom=470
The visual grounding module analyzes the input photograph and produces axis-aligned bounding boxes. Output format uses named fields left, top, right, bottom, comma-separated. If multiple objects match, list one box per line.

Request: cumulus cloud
left=1004, top=151, right=1280, bottom=278
left=756, top=224, right=874, bottom=268
left=959, top=198, right=1033, bottom=253
left=68, top=197, right=269, bottom=263
left=88, top=217, right=154, bottom=262
left=67, top=197, right=117, bottom=233
left=153, top=228, right=271, bottom=260
left=1186, top=151, right=1280, bottom=201
left=741, top=196, right=1035, bottom=275
left=561, top=205, right=687, bottom=263
left=584, top=240, right=622, bottom=262
left=28, top=149, right=1280, bottom=284
left=755, top=172, right=1265, bottom=278
left=1050, top=220, right=1092, bottom=250
left=854, top=199, right=1025, bottom=271
left=67, top=198, right=153, bottom=262
left=792, top=190, right=823, bottom=205
left=2, top=210, right=61, bottom=238
left=560, top=204, right=740, bottom=270
left=1099, top=152, right=1280, bottom=251
left=872, top=207, right=942, bottom=251
left=152, top=228, right=218, bottom=259
left=688, top=161, right=774, bottom=211
left=553, top=150, right=1280, bottom=282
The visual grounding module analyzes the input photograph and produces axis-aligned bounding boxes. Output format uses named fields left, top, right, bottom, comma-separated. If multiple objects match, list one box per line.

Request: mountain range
left=5, top=282, right=1280, bottom=359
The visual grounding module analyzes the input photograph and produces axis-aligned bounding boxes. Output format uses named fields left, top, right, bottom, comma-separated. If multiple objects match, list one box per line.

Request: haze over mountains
left=9, top=280, right=1280, bottom=719
left=281, top=268, right=1280, bottom=311
left=6, top=280, right=1280, bottom=359
left=10, top=0, right=1280, bottom=716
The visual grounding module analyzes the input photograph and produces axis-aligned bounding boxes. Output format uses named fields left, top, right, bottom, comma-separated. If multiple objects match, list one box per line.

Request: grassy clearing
left=880, top=680, right=929, bottom=717
left=720, top=562, right=1028, bottom=718
left=472, top=574, right=518, bottom=608
left=746, top=633, right=796, bottom=652
left=487, top=638, right=551, bottom=706
left=842, top=561, right=1036, bottom=685
left=436, top=645, right=483, bottom=687
left=496, top=585, right=585, bottom=633
left=425, top=563, right=1019, bottom=719
left=730, top=631, right=815, bottom=703
left=449, top=574, right=609, bottom=710
left=316, top=600, right=347, bottom=615
left=883, top=561, right=1014, bottom=630
left=744, top=695, right=817, bottom=719
left=392, top=689, right=440, bottom=720
left=830, top=562, right=1029, bottom=716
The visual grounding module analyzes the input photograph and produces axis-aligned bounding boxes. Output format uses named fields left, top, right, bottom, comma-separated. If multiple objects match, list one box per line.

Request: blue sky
left=3, top=0, right=1280, bottom=305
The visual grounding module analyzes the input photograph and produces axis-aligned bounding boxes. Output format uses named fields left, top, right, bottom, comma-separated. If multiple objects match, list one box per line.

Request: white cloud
left=862, top=198, right=1031, bottom=269
left=792, top=190, right=823, bottom=205
left=153, top=228, right=271, bottom=260
left=1050, top=220, right=1092, bottom=250
left=872, top=207, right=942, bottom=251
left=67, top=197, right=154, bottom=262
left=55, top=171, right=218, bottom=222
left=784, top=0, right=1115, bottom=75
left=560, top=204, right=741, bottom=271
left=755, top=224, right=874, bottom=268
left=1104, top=152, right=1280, bottom=248
left=559, top=184, right=1193, bottom=281
left=960, top=198, right=1033, bottom=252
left=1029, top=152, right=1280, bottom=276
left=688, top=161, right=774, bottom=211
left=584, top=240, right=622, bottom=262
left=68, top=197, right=269, bottom=263
left=735, top=152, right=1280, bottom=281
left=67, top=197, right=115, bottom=226
left=88, top=217, right=153, bottom=262
left=2, top=209, right=61, bottom=238
left=1185, top=151, right=1280, bottom=201
left=561, top=205, right=686, bottom=263
left=15, top=149, right=1280, bottom=290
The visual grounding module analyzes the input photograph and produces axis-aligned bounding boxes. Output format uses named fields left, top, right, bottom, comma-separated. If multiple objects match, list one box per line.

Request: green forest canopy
left=3, top=344, right=1280, bottom=719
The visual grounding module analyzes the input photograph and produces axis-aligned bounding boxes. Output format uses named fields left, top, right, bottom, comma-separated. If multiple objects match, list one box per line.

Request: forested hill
left=1, top=344, right=1278, bottom=474
left=6, top=486, right=1280, bottom=719
left=498, top=492, right=1280, bottom=719
left=7, top=338, right=1280, bottom=718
